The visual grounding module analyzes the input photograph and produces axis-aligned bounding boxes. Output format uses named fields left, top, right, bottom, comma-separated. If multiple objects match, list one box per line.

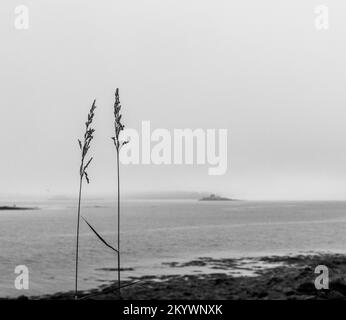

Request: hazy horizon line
left=1, top=191, right=346, bottom=202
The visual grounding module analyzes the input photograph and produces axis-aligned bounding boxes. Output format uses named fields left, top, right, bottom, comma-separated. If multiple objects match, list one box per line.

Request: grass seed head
left=79, top=100, right=96, bottom=182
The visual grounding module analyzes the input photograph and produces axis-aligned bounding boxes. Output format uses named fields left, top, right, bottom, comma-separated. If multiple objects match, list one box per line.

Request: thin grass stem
left=74, top=175, right=83, bottom=300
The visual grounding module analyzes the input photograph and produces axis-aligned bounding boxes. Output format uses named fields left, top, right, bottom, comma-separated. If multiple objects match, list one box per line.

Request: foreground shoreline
left=7, top=253, right=346, bottom=300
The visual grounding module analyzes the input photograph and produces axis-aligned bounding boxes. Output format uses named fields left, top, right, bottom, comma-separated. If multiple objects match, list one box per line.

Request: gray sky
left=0, top=0, right=345, bottom=200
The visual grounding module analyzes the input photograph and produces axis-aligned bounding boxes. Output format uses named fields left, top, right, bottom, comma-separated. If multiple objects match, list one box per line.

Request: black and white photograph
left=0, top=0, right=345, bottom=310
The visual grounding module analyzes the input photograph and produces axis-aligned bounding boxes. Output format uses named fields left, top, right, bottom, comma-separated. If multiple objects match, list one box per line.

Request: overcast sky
left=0, top=0, right=345, bottom=200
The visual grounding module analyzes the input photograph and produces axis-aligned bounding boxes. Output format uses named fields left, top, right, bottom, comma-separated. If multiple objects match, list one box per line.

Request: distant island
left=199, top=194, right=235, bottom=201
left=0, top=205, right=39, bottom=211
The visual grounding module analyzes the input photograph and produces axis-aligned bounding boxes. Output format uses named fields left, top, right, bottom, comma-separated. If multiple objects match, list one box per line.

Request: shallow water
left=0, top=200, right=345, bottom=297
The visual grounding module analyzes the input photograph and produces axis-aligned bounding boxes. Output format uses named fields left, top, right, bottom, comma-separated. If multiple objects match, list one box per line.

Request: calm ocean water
left=0, top=200, right=346, bottom=297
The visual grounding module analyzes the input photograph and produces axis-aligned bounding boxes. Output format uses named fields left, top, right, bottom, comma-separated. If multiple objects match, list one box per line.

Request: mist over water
left=0, top=200, right=345, bottom=297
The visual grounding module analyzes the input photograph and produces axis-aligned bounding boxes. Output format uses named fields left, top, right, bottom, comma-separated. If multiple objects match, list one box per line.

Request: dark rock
left=297, top=282, right=316, bottom=294
left=331, top=280, right=346, bottom=295
left=326, top=291, right=344, bottom=300
left=256, top=291, right=268, bottom=298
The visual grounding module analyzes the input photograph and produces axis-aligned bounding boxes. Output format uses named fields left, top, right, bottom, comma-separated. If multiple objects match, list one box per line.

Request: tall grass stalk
left=75, top=100, right=96, bottom=300
left=79, top=90, right=130, bottom=299
left=111, top=88, right=128, bottom=297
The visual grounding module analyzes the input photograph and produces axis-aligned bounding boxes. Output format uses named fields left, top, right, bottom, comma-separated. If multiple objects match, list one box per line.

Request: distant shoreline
left=199, top=194, right=237, bottom=201
left=0, top=206, right=39, bottom=211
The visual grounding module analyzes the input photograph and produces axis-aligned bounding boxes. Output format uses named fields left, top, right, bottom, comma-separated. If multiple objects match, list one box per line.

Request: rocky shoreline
left=7, top=253, right=346, bottom=300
